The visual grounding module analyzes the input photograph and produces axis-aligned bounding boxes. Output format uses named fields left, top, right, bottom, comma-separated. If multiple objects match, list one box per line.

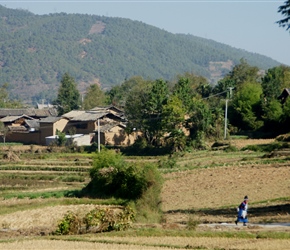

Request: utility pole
left=224, top=99, right=228, bottom=140
left=224, top=87, right=234, bottom=140
left=98, top=119, right=100, bottom=152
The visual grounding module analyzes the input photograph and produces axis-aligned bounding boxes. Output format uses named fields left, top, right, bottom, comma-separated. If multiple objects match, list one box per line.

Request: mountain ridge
left=0, top=5, right=282, bottom=105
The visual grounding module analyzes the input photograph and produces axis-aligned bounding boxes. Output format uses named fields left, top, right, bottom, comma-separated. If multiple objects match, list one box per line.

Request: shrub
left=87, top=149, right=149, bottom=199
left=89, top=149, right=124, bottom=179
left=134, top=164, right=163, bottom=223
left=56, top=129, right=67, bottom=146
left=55, top=211, right=81, bottom=235
left=85, top=149, right=164, bottom=223
left=83, top=206, right=135, bottom=233
left=55, top=206, right=135, bottom=235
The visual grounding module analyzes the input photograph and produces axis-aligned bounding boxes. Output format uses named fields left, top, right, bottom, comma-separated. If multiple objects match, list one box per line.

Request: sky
left=1, top=0, right=290, bottom=66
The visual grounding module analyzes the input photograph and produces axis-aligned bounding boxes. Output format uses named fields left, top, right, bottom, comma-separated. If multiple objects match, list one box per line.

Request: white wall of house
left=45, top=134, right=91, bottom=146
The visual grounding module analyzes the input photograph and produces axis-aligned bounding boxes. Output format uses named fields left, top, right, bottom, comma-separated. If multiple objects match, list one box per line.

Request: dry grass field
left=1, top=237, right=290, bottom=250
left=0, top=139, right=289, bottom=249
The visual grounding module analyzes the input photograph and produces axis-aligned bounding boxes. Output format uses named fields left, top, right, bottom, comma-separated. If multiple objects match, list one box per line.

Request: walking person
left=235, top=195, right=249, bottom=226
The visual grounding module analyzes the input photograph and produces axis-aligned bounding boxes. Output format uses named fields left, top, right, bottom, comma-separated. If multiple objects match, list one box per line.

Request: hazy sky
left=1, top=0, right=290, bottom=66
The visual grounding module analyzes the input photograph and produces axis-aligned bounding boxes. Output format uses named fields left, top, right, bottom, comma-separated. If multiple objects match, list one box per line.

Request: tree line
left=29, top=59, right=288, bottom=153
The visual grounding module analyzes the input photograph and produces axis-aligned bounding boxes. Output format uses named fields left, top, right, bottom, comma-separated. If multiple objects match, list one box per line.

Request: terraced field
left=0, top=140, right=289, bottom=250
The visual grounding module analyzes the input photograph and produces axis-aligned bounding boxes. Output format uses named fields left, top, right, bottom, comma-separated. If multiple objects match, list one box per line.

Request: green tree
left=146, top=79, right=169, bottom=115
left=124, top=80, right=151, bottom=124
left=277, top=0, right=290, bottom=31
left=212, top=78, right=235, bottom=98
left=107, top=76, right=146, bottom=107
left=125, top=79, right=169, bottom=146
left=213, top=59, right=259, bottom=97
left=54, top=73, right=80, bottom=115
left=172, top=77, right=193, bottom=110
left=230, top=82, right=263, bottom=131
left=83, top=84, right=107, bottom=110
left=262, top=99, right=283, bottom=123
left=161, top=95, right=186, bottom=152
left=227, top=59, right=260, bottom=86
left=186, top=98, right=213, bottom=148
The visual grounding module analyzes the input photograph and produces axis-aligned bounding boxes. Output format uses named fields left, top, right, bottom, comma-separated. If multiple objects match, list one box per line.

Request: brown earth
left=229, top=138, right=275, bottom=149
left=161, top=164, right=289, bottom=227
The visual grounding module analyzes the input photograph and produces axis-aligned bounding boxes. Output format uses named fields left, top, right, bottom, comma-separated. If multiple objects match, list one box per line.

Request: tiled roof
left=62, top=110, right=86, bottom=119
left=8, top=125, right=28, bottom=132
left=90, top=105, right=124, bottom=114
left=0, top=108, right=57, bottom=118
left=25, top=119, right=40, bottom=129
left=70, top=111, right=108, bottom=121
left=39, top=117, right=64, bottom=123
left=0, top=115, right=34, bottom=123
left=95, top=122, right=126, bottom=132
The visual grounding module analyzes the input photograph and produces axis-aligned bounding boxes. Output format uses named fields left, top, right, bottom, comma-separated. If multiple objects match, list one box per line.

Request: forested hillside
left=0, top=5, right=282, bottom=105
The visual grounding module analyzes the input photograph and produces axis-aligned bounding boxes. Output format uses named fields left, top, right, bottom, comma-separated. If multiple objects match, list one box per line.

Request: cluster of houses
left=0, top=105, right=138, bottom=147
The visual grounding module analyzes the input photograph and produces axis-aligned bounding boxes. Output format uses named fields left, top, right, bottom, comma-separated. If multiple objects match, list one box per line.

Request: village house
left=38, top=117, right=69, bottom=145
left=0, top=107, right=58, bottom=145
left=0, top=115, right=40, bottom=144
left=97, top=121, right=137, bottom=146
left=0, top=106, right=138, bottom=147
left=61, top=106, right=138, bottom=146
left=278, top=88, right=290, bottom=104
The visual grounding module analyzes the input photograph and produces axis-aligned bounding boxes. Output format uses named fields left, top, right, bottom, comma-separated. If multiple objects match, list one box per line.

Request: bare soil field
left=162, top=164, right=289, bottom=226
left=229, top=138, right=275, bottom=149
left=161, top=138, right=289, bottom=229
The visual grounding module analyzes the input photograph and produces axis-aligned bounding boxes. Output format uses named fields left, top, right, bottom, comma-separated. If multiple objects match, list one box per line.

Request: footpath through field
left=200, top=222, right=290, bottom=229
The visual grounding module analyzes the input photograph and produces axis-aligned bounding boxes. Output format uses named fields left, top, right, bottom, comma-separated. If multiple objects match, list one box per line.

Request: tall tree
left=262, top=99, right=283, bottom=126
left=212, top=78, right=235, bottom=98
left=54, top=73, right=80, bottom=115
left=107, top=76, right=147, bottom=107
left=277, top=0, right=290, bottom=31
left=230, top=82, right=263, bottom=131
left=172, top=78, right=193, bottom=111
left=124, top=80, right=153, bottom=144
left=186, top=98, right=214, bottom=147
left=125, top=79, right=169, bottom=146
left=83, top=84, right=107, bottom=110
left=212, top=59, right=259, bottom=100
left=161, top=95, right=186, bottom=152
left=146, top=79, right=169, bottom=115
